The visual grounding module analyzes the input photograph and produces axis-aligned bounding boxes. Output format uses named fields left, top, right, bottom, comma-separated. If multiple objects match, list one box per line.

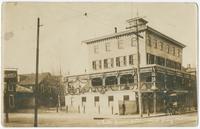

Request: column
left=117, top=75, right=121, bottom=90
left=88, top=77, right=92, bottom=87
left=164, top=70, right=167, bottom=89
left=102, top=76, right=106, bottom=86
left=151, top=67, right=157, bottom=90
left=153, top=92, right=157, bottom=114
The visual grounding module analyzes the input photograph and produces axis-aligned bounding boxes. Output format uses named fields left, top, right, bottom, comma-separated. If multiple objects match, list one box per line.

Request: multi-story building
left=64, top=18, right=197, bottom=115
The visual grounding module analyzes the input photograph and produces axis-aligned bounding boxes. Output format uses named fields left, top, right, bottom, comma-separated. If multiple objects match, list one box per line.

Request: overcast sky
left=2, top=2, right=197, bottom=75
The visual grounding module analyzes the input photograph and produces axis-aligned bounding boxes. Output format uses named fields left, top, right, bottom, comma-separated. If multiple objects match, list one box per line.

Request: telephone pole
left=34, top=17, right=42, bottom=127
left=135, top=18, right=143, bottom=118
left=126, top=16, right=147, bottom=117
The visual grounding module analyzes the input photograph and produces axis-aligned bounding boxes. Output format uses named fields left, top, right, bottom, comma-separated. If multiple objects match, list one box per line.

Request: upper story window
left=129, top=54, right=136, bottom=65
left=177, top=49, right=181, bottom=57
left=172, top=47, right=175, bottom=56
left=147, top=35, right=151, bottom=47
left=123, top=56, right=127, bottom=66
left=105, top=42, right=111, bottom=52
left=154, top=39, right=157, bottom=48
left=92, top=61, right=96, bottom=70
left=166, top=44, right=170, bottom=54
left=96, top=60, right=102, bottom=70
left=118, top=39, right=124, bottom=49
left=160, top=41, right=163, bottom=50
left=116, top=57, right=120, bottom=67
left=94, top=45, right=99, bottom=54
left=131, top=36, right=137, bottom=47
left=116, top=56, right=127, bottom=67
left=109, top=58, right=114, bottom=68
left=104, top=59, right=108, bottom=69
left=92, top=60, right=102, bottom=70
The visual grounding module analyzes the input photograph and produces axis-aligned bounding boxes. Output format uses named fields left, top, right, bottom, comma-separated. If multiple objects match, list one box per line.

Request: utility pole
left=4, top=82, right=9, bottom=123
left=126, top=16, right=147, bottom=118
left=34, top=17, right=42, bottom=127
left=135, top=18, right=143, bottom=118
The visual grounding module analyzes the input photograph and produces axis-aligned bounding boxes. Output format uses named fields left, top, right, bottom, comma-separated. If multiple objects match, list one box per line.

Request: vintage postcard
left=2, top=2, right=198, bottom=127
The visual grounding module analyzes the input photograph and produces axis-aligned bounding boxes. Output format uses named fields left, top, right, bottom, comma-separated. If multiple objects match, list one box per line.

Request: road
left=3, top=112, right=198, bottom=127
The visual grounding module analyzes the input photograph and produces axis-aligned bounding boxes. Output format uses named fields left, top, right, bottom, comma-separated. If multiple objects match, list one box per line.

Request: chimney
left=187, top=64, right=191, bottom=68
left=114, top=27, right=117, bottom=33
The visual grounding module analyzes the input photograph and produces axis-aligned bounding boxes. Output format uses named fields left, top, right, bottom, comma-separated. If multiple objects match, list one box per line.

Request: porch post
left=88, top=76, right=92, bottom=87
left=102, top=76, right=106, bottom=86
left=117, top=76, right=120, bottom=85
left=153, top=92, right=157, bottom=114
left=152, top=67, right=157, bottom=114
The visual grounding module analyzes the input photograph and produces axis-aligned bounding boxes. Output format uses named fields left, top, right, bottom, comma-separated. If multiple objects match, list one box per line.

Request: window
left=82, top=97, right=86, bottom=104
left=99, top=60, right=102, bottom=69
left=82, top=97, right=86, bottom=105
left=94, top=96, right=99, bottom=102
left=147, top=53, right=155, bottom=64
left=123, top=56, right=127, bottom=66
left=94, top=45, right=99, bottom=54
left=105, top=42, right=111, bottom=52
left=154, top=39, right=157, bottom=48
left=108, top=96, right=114, bottom=101
left=160, top=41, right=163, bottom=50
left=116, top=57, right=120, bottom=67
left=172, top=47, right=175, bottom=56
left=120, top=56, right=125, bottom=66
left=104, top=59, right=108, bottom=69
left=129, top=55, right=133, bottom=65
left=123, top=95, right=129, bottom=101
left=177, top=49, right=181, bottom=57
left=108, top=96, right=114, bottom=106
left=109, top=58, right=114, bottom=68
left=156, top=56, right=165, bottom=66
left=92, top=61, right=96, bottom=70
left=129, top=54, right=136, bottom=65
left=94, top=96, right=99, bottom=106
left=118, top=39, right=123, bottom=49
left=166, top=45, right=170, bottom=54
left=147, top=35, right=151, bottom=47
left=131, top=36, right=137, bottom=47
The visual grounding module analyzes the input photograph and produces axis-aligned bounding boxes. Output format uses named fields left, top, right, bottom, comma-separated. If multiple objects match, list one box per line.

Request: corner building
left=64, top=18, right=197, bottom=115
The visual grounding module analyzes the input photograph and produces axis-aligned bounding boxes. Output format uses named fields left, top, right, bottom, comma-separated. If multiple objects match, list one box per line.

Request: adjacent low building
left=18, top=72, right=65, bottom=108
left=64, top=18, right=197, bottom=115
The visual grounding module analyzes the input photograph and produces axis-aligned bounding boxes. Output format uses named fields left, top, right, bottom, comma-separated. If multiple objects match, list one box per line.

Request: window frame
left=105, top=42, right=111, bottom=52
left=94, top=44, right=99, bottom=54
left=117, top=39, right=124, bottom=49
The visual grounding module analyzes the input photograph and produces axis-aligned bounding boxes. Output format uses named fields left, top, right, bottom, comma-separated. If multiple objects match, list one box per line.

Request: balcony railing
left=66, top=82, right=165, bottom=95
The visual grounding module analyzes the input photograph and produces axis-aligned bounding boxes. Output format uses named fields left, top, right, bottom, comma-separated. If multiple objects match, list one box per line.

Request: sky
left=2, top=2, right=197, bottom=75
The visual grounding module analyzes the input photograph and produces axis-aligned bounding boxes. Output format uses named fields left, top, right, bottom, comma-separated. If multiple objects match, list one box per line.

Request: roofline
left=147, top=26, right=186, bottom=48
left=82, top=26, right=186, bottom=48
left=82, top=27, right=146, bottom=44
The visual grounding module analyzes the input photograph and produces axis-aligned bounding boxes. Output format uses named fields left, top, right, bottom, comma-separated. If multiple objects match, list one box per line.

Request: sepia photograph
left=1, top=1, right=198, bottom=127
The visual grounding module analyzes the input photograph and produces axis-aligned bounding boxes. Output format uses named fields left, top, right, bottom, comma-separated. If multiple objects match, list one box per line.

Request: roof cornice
left=82, top=25, right=186, bottom=48
left=82, top=27, right=146, bottom=44
left=147, top=26, right=186, bottom=48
